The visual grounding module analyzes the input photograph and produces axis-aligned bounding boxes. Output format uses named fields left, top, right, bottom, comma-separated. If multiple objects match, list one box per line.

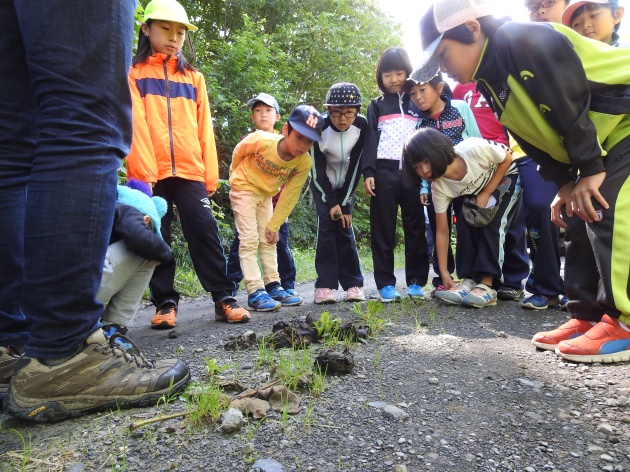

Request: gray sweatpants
left=97, top=241, right=157, bottom=327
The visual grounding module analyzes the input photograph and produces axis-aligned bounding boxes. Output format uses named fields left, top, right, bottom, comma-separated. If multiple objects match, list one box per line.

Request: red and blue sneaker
left=555, top=315, right=630, bottom=363
left=531, top=318, right=595, bottom=351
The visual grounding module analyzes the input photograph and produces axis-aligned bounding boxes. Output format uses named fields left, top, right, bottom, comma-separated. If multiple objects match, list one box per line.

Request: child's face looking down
left=412, top=159, right=434, bottom=181
left=327, top=106, right=357, bottom=132
left=570, top=5, right=623, bottom=43
left=381, top=70, right=407, bottom=93
left=251, top=103, right=280, bottom=133
left=527, top=0, right=569, bottom=23
left=434, top=26, right=485, bottom=85
left=281, top=125, right=315, bottom=158
left=142, top=20, right=187, bottom=56
left=408, top=83, right=442, bottom=114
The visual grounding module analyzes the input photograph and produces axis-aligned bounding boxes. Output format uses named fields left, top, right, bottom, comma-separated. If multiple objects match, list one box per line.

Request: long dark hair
left=402, top=128, right=457, bottom=187
left=442, top=16, right=507, bottom=44
left=375, top=47, right=413, bottom=93
left=132, top=19, right=197, bottom=74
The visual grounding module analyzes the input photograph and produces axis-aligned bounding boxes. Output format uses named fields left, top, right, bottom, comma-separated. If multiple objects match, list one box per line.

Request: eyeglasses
left=527, top=0, right=556, bottom=14
left=329, top=110, right=357, bottom=119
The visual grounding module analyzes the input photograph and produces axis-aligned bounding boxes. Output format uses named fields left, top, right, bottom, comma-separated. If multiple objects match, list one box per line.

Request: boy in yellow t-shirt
left=230, top=105, right=324, bottom=311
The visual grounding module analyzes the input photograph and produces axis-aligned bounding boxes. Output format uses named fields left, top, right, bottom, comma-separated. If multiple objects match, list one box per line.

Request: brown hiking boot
left=151, top=301, right=177, bottom=329
left=4, top=330, right=190, bottom=422
left=215, top=297, right=251, bottom=324
left=0, top=346, right=28, bottom=403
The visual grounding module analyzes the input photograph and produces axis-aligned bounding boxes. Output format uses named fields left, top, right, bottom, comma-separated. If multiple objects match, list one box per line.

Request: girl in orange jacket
left=126, top=0, right=250, bottom=326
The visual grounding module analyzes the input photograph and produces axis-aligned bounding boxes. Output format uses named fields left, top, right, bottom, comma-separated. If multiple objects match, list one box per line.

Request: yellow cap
left=143, top=0, right=197, bottom=31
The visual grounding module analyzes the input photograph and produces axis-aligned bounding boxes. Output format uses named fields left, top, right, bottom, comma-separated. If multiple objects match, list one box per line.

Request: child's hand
left=475, top=191, right=490, bottom=209
left=572, top=172, right=608, bottom=223
left=551, top=181, right=574, bottom=229
left=265, top=228, right=279, bottom=244
left=364, top=177, right=376, bottom=197
left=442, top=273, right=456, bottom=290
left=340, top=213, right=352, bottom=228
left=420, top=194, right=429, bottom=206
left=207, top=190, right=216, bottom=198
left=329, top=205, right=342, bottom=221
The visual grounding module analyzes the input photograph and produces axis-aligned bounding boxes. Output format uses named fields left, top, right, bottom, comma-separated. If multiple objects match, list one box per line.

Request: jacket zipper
left=163, top=57, right=176, bottom=175
left=336, top=132, right=345, bottom=189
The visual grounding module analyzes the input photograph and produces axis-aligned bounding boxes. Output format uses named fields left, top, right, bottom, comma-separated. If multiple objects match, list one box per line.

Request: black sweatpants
left=370, top=160, right=429, bottom=289
left=150, top=177, right=236, bottom=305
left=563, top=136, right=630, bottom=322
left=314, top=193, right=363, bottom=290
left=454, top=173, right=522, bottom=284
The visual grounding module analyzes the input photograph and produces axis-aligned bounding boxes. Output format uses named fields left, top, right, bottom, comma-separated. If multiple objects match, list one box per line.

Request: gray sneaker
left=5, top=330, right=190, bottom=422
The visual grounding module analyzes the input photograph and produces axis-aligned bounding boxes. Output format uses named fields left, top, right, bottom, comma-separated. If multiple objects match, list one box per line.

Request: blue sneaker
left=461, top=284, right=497, bottom=308
left=522, top=294, right=559, bottom=311
left=436, top=278, right=476, bottom=305
left=284, top=288, right=298, bottom=297
left=102, top=324, right=133, bottom=350
left=560, top=295, right=569, bottom=311
left=407, top=284, right=424, bottom=298
left=377, top=285, right=401, bottom=303
left=268, top=285, right=303, bottom=306
left=248, top=289, right=281, bottom=312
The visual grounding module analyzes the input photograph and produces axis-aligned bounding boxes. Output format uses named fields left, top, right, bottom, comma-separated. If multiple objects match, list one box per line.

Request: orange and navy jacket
left=126, top=53, right=219, bottom=192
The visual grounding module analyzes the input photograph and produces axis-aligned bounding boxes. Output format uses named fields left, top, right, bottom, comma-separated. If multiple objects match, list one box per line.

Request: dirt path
left=2, top=270, right=630, bottom=472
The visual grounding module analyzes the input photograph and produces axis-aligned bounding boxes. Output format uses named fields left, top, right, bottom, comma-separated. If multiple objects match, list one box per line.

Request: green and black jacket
left=472, top=21, right=630, bottom=187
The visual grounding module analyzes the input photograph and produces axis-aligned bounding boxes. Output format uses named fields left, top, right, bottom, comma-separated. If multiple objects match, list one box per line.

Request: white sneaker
left=345, top=286, right=365, bottom=302
left=314, top=288, right=336, bottom=304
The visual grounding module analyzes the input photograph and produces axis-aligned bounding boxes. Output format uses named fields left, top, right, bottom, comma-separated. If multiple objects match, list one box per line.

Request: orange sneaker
left=531, top=318, right=595, bottom=351
left=556, top=315, right=630, bottom=363
left=215, top=297, right=251, bottom=324
left=151, top=302, right=177, bottom=329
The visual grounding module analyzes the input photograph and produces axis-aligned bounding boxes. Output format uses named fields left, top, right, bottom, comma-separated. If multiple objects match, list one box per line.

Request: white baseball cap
left=413, top=0, right=495, bottom=83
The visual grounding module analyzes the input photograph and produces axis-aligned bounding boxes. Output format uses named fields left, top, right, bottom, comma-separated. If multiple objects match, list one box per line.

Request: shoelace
left=158, top=306, right=176, bottom=316
left=105, top=333, right=155, bottom=369
left=221, top=299, right=240, bottom=310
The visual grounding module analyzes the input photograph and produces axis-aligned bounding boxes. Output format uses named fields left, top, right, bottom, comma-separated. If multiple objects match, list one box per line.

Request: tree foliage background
left=134, top=0, right=407, bottom=249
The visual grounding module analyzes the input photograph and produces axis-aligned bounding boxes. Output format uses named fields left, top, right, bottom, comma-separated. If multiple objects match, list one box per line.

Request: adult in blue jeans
left=0, top=0, right=189, bottom=423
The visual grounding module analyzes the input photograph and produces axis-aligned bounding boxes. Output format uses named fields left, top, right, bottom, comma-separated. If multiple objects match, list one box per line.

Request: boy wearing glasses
left=310, top=83, right=368, bottom=304
left=526, top=0, right=569, bottom=23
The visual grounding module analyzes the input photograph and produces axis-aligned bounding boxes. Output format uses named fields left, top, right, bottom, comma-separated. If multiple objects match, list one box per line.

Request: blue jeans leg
left=0, top=0, right=135, bottom=358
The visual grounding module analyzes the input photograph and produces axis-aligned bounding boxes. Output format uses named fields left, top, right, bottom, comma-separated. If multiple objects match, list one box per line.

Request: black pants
left=563, top=137, right=630, bottom=322
left=150, top=177, right=236, bottom=305
left=314, top=193, right=363, bottom=290
left=370, top=160, right=429, bottom=289
left=455, top=173, right=522, bottom=284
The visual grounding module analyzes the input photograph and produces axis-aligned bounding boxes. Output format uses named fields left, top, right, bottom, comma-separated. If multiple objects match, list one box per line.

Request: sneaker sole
left=315, top=299, right=336, bottom=305
left=215, top=314, right=251, bottom=324
left=522, top=302, right=549, bottom=311
left=151, top=321, right=176, bottom=329
left=4, top=371, right=190, bottom=423
left=248, top=304, right=281, bottom=312
left=531, top=340, right=558, bottom=350
left=377, top=297, right=400, bottom=303
left=435, top=294, right=462, bottom=305
left=280, top=300, right=303, bottom=307
left=462, top=298, right=497, bottom=308
left=344, top=297, right=365, bottom=303
left=555, top=348, right=630, bottom=364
